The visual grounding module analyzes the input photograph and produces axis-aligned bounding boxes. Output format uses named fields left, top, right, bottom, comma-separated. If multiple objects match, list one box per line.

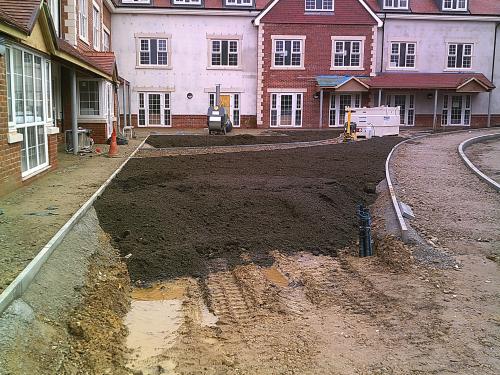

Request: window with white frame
left=329, top=94, right=361, bottom=127
left=210, top=40, right=239, bottom=67
left=209, top=93, right=241, bottom=127
left=305, top=0, right=333, bottom=11
left=447, top=43, right=472, bottom=69
left=442, top=94, right=471, bottom=125
left=390, top=42, right=416, bottom=68
left=79, top=80, right=100, bottom=116
left=48, top=0, right=60, bottom=37
left=333, top=40, right=362, bottom=69
left=5, top=46, right=52, bottom=176
left=92, top=3, right=100, bottom=50
left=273, top=39, right=304, bottom=68
left=225, top=0, right=253, bottom=6
left=270, top=93, right=302, bottom=127
left=172, top=0, right=202, bottom=5
left=383, top=0, right=408, bottom=9
left=138, top=38, right=169, bottom=66
left=103, top=29, right=110, bottom=51
left=443, top=0, right=467, bottom=11
left=138, top=93, right=172, bottom=126
left=79, top=0, right=88, bottom=41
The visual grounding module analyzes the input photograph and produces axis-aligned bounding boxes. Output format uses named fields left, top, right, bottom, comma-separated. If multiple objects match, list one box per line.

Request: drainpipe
left=122, top=82, right=127, bottom=128
left=380, top=13, right=386, bottom=74
left=487, top=23, right=499, bottom=128
left=70, top=69, right=78, bottom=155
left=319, top=89, right=324, bottom=128
left=432, top=89, right=439, bottom=132
left=127, top=83, right=132, bottom=128
left=216, top=84, right=221, bottom=106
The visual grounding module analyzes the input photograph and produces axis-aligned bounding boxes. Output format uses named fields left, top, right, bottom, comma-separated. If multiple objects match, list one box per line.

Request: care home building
left=0, top=0, right=122, bottom=196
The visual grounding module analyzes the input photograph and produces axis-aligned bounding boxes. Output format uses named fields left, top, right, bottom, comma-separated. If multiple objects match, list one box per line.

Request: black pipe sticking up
left=357, top=204, right=373, bottom=257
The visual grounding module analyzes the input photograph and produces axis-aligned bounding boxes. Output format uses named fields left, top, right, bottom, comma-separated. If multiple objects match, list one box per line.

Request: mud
left=146, top=130, right=343, bottom=148
left=94, top=137, right=401, bottom=283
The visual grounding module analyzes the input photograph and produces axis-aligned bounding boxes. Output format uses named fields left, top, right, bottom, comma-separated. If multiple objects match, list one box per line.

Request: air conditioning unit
left=65, top=129, right=93, bottom=153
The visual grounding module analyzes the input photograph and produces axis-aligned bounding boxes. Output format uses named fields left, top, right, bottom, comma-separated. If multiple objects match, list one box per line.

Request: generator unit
left=207, top=84, right=232, bottom=135
left=350, top=107, right=400, bottom=137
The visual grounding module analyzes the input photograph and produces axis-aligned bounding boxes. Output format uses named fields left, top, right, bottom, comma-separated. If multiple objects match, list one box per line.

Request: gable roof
left=365, top=0, right=500, bottom=16
left=253, top=0, right=383, bottom=27
left=0, top=0, right=42, bottom=34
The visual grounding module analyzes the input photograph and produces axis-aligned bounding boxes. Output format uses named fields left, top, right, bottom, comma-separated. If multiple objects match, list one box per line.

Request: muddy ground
left=145, top=130, right=343, bottom=148
left=95, top=137, right=401, bottom=283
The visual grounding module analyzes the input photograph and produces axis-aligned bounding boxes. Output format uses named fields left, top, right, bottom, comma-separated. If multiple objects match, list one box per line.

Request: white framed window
left=272, top=38, right=304, bottom=68
left=48, top=0, right=60, bottom=37
left=79, top=80, right=100, bottom=116
left=79, top=0, right=88, bottom=42
left=329, top=93, right=361, bottom=127
left=389, top=42, right=416, bottom=69
left=332, top=39, right=363, bottom=69
left=447, top=43, right=472, bottom=69
left=442, top=94, right=471, bottom=126
left=138, top=92, right=172, bottom=127
left=305, top=0, right=333, bottom=11
left=208, top=93, right=241, bottom=127
left=270, top=93, right=302, bottom=127
left=92, top=3, right=100, bottom=50
left=443, top=0, right=467, bottom=11
left=103, top=28, right=110, bottom=52
left=138, top=38, right=169, bottom=67
left=383, top=0, right=408, bottom=9
left=210, top=40, right=239, bottom=67
left=5, top=46, right=52, bottom=177
left=172, top=0, right=202, bottom=4
left=225, top=0, right=253, bottom=6
left=385, top=94, right=415, bottom=126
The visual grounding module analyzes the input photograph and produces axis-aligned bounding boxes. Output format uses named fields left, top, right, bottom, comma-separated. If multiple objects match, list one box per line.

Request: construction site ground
left=0, top=129, right=499, bottom=375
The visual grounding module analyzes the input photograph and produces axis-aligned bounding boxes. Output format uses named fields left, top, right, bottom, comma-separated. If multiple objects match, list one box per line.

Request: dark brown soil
left=146, top=130, right=343, bottom=148
left=94, top=137, right=401, bottom=283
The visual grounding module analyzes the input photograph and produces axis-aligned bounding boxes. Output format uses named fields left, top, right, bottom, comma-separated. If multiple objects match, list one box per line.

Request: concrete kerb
left=0, top=137, right=149, bottom=316
left=458, top=133, right=500, bottom=192
left=385, top=128, right=500, bottom=243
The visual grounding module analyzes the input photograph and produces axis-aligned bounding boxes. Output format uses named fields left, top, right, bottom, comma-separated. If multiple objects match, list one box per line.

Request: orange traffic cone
left=108, top=125, right=118, bottom=157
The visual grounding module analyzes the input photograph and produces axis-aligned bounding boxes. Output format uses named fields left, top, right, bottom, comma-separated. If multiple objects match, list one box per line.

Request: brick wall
left=80, top=122, right=107, bottom=144
left=0, top=54, right=22, bottom=197
left=260, top=23, right=374, bottom=128
left=127, top=114, right=258, bottom=129
left=70, top=0, right=104, bottom=52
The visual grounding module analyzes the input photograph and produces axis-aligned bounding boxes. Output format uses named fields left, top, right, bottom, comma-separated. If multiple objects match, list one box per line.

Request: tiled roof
left=0, top=0, right=41, bottom=34
left=365, top=0, right=500, bottom=15
left=56, top=38, right=117, bottom=77
left=367, top=73, right=495, bottom=90
left=113, top=0, right=272, bottom=10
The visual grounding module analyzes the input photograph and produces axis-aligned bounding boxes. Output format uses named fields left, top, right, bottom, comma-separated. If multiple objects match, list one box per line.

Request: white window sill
left=78, top=116, right=107, bottom=123
left=444, top=68, right=473, bottom=72
left=46, top=126, right=60, bottom=135
left=270, top=66, right=305, bottom=70
left=22, top=164, right=51, bottom=181
left=7, top=131, right=23, bottom=144
left=330, top=66, right=364, bottom=71
left=207, top=66, right=242, bottom=71
left=443, top=124, right=470, bottom=127
left=79, top=35, right=90, bottom=45
left=136, top=65, right=172, bottom=70
left=386, top=67, right=418, bottom=71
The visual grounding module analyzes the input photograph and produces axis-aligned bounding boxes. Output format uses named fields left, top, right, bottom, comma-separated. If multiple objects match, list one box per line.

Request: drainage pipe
left=487, top=23, right=499, bottom=128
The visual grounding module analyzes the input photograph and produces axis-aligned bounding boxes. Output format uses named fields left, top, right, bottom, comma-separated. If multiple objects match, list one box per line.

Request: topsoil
left=146, top=130, right=342, bottom=148
left=95, top=137, right=401, bottom=283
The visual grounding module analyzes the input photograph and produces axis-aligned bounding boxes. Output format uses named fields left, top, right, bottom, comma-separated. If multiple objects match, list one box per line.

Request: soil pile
left=94, top=137, right=401, bottom=283
left=146, top=130, right=342, bottom=148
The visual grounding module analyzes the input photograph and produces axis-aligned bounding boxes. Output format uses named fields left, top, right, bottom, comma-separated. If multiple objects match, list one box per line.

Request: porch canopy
left=367, top=73, right=495, bottom=129
left=315, top=75, right=370, bottom=127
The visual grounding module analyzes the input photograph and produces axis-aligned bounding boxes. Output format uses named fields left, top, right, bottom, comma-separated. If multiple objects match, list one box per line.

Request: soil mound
left=94, top=137, right=401, bottom=283
left=146, top=130, right=342, bottom=148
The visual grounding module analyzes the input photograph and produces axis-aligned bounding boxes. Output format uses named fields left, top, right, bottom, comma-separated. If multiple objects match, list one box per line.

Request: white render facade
left=111, top=11, right=259, bottom=128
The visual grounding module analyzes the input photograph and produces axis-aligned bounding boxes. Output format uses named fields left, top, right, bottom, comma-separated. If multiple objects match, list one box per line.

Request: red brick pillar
left=0, top=53, right=22, bottom=196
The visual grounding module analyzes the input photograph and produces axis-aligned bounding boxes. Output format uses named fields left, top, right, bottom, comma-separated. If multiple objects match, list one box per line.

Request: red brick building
left=255, top=0, right=381, bottom=128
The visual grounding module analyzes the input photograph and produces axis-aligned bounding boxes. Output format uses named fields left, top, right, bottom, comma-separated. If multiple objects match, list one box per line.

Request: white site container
left=351, top=107, right=400, bottom=137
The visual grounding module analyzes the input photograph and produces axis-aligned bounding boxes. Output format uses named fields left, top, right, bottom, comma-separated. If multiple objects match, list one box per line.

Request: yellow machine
left=343, top=107, right=358, bottom=143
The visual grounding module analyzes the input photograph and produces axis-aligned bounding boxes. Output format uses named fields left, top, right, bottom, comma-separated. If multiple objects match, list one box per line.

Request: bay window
left=5, top=46, right=52, bottom=177
left=270, top=93, right=302, bottom=127
left=138, top=92, right=172, bottom=127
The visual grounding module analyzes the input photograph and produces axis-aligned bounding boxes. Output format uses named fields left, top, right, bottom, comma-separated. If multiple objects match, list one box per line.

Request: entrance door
left=450, top=96, right=463, bottom=125
left=329, top=93, right=361, bottom=127
left=220, top=94, right=231, bottom=122
left=386, top=94, right=415, bottom=126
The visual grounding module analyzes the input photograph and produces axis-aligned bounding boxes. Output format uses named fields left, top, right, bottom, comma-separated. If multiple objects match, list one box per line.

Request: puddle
left=200, top=303, right=218, bottom=327
left=263, top=267, right=289, bottom=287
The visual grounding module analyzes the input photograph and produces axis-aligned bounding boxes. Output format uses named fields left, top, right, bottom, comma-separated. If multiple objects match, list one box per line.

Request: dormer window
left=172, top=0, right=202, bottom=5
left=305, top=0, right=333, bottom=12
left=384, top=0, right=408, bottom=9
left=443, top=0, right=467, bottom=11
left=225, top=0, right=253, bottom=6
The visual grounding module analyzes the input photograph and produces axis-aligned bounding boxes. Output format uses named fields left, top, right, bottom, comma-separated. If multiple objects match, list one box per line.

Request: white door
left=270, top=93, right=302, bottom=127
left=329, top=93, right=361, bottom=127
left=386, top=94, right=415, bottom=126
